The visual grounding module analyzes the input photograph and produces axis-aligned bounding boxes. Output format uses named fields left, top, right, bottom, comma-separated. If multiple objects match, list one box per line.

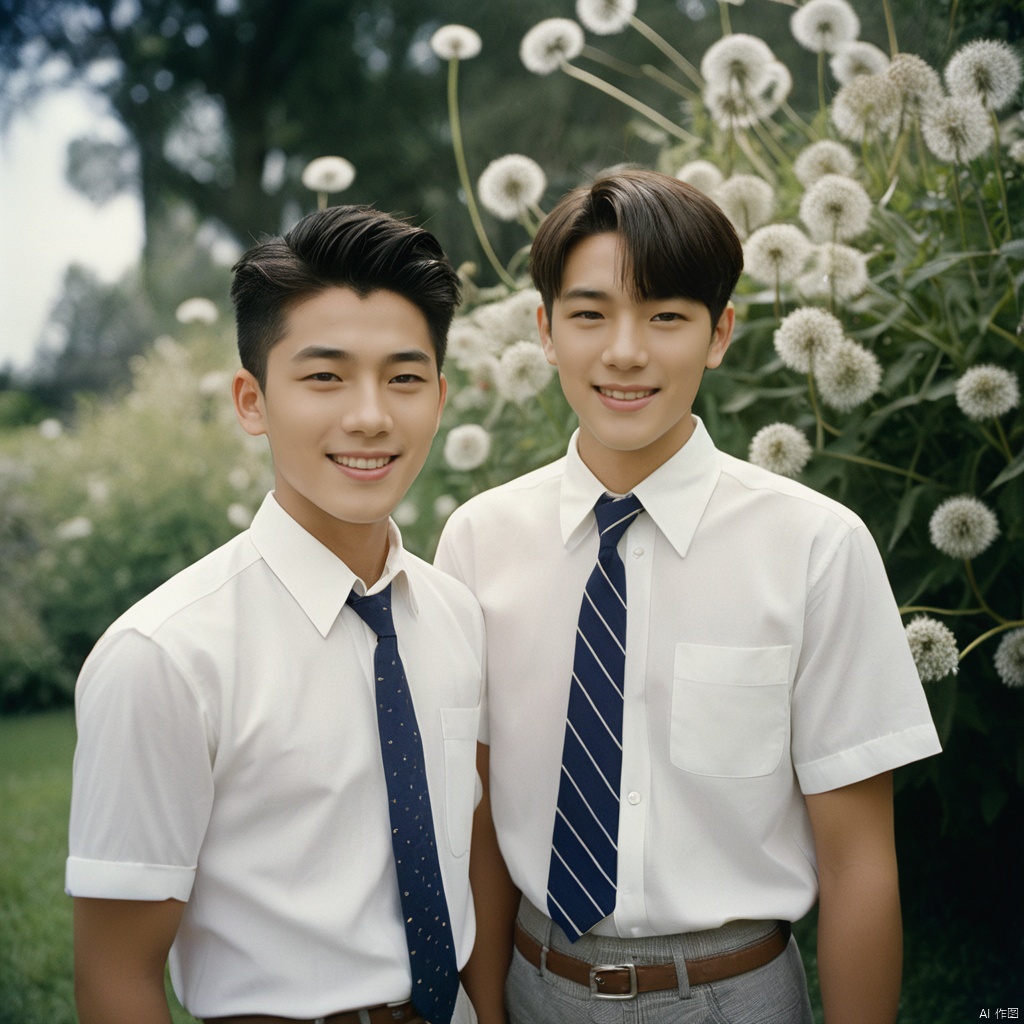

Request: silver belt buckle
left=589, top=962, right=638, bottom=1000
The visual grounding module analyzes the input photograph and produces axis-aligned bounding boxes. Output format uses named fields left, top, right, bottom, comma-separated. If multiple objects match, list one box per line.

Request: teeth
left=599, top=387, right=653, bottom=401
left=331, top=455, right=392, bottom=469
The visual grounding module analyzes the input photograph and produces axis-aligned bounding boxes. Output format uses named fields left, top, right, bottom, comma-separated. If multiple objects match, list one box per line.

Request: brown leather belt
left=203, top=1000, right=421, bottom=1024
left=513, top=920, right=790, bottom=999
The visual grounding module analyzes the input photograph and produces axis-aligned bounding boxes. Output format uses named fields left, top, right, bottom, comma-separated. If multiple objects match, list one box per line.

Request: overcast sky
left=0, top=88, right=144, bottom=374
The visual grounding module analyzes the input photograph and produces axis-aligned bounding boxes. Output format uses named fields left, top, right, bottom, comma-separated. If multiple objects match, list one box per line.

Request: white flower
left=447, top=320, right=498, bottom=371
left=434, top=494, right=460, bottom=519
left=830, top=40, right=889, bottom=85
left=794, top=140, right=857, bottom=187
left=495, top=341, right=555, bottom=403
left=227, top=503, right=253, bottom=530
left=799, top=173, right=872, bottom=243
left=799, top=243, right=870, bottom=302
left=175, top=297, right=219, bottom=325
left=392, top=500, right=420, bottom=526
left=301, top=155, right=355, bottom=194
left=929, top=495, right=1000, bottom=560
left=520, top=18, right=585, bottom=76
left=921, top=95, right=994, bottom=163
left=743, top=224, right=813, bottom=286
left=773, top=306, right=844, bottom=373
left=712, top=174, right=775, bottom=239
left=813, top=338, right=882, bottom=411
left=198, top=369, right=231, bottom=396
left=831, top=73, right=902, bottom=141
left=472, top=289, right=543, bottom=350
left=954, top=365, right=1021, bottom=421
left=791, top=0, right=860, bottom=54
left=56, top=516, right=93, bottom=542
left=228, top=467, right=251, bottom=491
left=444, top=423, right=492, bottom=471
left=575, top=0, right=635, bottom=35
left=905, top=617, right=959, bottom=683
left=945, top=39, right=1023, bottom=112
left=38, top=418, right=63, bottom=440
left=1009, top=139, right=1024, bottom=165
left=477, top=155, right=547, bottom=221
left=675, top=160, right=725, bottom=194
left=748, top=423, right=813, bottom=477
left=429, top=24, right=482, bottom=61
left=705, top=81, right=776, bottom=130
left=887, top=53, right=942, bottom=113
left=86, top=476, right=110, bottom=504
left=994, top=628, right=1024, bottom=688
left=700, top=33, right=777, bottom=95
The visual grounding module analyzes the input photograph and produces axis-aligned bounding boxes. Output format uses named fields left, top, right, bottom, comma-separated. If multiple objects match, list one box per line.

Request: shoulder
left=444, top=458, right=566, bottom=535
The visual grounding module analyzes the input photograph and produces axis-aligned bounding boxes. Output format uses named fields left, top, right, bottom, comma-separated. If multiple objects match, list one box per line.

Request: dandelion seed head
left=477, top=154, right=547, bottom=221
left=434, top=494, right=459, bottom=520
left=392, top=501, right=420, bottom=527
left=773, top=306, right=845, bottom=373
left=712, top=174, right=775, bottom=239
left=743, top=224, right=814, bottom=286
left=429, top=24, right=482, bottom=61
left=472, top=289, right=542, bottom=350
left=56, top=516, right=94, bottom=542
left=798, top=243, right=870, bottom=302
left=704, top=81, right=776, bottom=130
left=300, top=155, right=355, bottom=194
left=905, top=617, right=959, bottom=683
left=1009, top=139, right=1024, bottom=165
left=675, top=159, right=725, bottom=194
left=994, top=629, right=1024, bottom=688
left=447, top=320, right=498, bottom=372
left=831, top=73, right=902, bottom=141
left=575, top=0, right=636, bottom=35
left=38, top=418, right=63, bottom=440
left=887, top=53, right=942, bottom=112
left=226, top=503, right=253, bottom=530
left=928, top=495, right=1000, bottom=560
left=945, top=38, right=1023, bottom=112
left=748, top=423, right=813, bottom=477
left=814, top=337, right=882, bottom=411
left=520, top=18, right=585, bottom=75
left=799, top=173, right=872, bottom=243
left=830, top=40, right=889, bottom=85
left=794, top=140, right=858, bottom=187
left=921, top=95, right=994, bottom=163
left=954, top=365, right=1021, bottom=421
left=176, top=297, right=219, bottom=325
left=700, top=33, right=777, bottom=94
left=444, top=423, right=493, bottom=471
left=494, top=340, right=554, bottom=404
left=791, top=0, right=860, bottom=55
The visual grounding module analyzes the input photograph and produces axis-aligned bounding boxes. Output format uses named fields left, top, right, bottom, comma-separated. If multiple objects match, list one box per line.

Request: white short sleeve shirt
left=66, top=492, right=484, bottom=1019
left=434, top=420, right=940, bottom=937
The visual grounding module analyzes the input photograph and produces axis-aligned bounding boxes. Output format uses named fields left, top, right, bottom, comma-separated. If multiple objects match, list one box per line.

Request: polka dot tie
left=347, top=583, right=458, bottom=1024
left=547, top=492, right=644, bottom=943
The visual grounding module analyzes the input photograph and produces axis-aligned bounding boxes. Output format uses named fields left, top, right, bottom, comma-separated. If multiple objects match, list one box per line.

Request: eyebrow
left=290, top=346, right=433, bottom=366
left=560, top=287, right=612, bottom=302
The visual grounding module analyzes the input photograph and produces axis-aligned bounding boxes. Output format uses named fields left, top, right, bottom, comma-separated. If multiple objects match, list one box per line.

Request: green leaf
left=904, top=252, right=987, bottom=290
left=985, top=450, right=1024, bottom=492
left=888, top=486, right=924, bottom=552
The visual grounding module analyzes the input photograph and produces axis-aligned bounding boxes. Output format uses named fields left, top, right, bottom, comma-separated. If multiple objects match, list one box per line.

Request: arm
left=805, top=771, right=901, bottom=1024
left=460, top=743, right=520, bottom=1024
left=74, top=896, right=185, bottom=1024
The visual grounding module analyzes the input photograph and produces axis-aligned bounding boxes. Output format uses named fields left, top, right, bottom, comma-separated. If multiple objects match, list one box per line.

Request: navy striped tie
left=547, top=492, right=644, bottom=942
left=348, top=584, right=459, bottom=1024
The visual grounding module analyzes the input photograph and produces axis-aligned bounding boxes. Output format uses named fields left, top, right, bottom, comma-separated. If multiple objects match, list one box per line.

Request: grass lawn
left=1, top=710, right=1020, bottom=1021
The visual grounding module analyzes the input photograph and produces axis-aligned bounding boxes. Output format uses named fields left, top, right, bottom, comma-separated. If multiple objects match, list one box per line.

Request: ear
left=705, top=303, right=735, bottom=371
left=233, top=369, right=268, bottom=437
left=434, top=373, right=449, bottom=433
left=537, top=303, right=557, bottom=367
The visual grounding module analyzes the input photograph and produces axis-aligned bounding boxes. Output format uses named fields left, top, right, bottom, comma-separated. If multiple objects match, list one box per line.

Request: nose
left=342, top=382, right=393, bottom=436
left=602, top=318, right=648, bottom=370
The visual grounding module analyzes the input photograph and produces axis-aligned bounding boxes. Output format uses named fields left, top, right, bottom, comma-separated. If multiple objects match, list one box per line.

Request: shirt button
left=627, top=791, right=642, bottom=805
left=632, top=547, right=644, bottom=558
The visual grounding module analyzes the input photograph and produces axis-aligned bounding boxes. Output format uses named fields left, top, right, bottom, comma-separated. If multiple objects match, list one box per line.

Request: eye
left=570, top=309, right=603, bottom=320
left=651, top=311, right=685, bottom=322
left=391, top=373, right=427, bottom=385
left=305, top=371, right=341, bottom=382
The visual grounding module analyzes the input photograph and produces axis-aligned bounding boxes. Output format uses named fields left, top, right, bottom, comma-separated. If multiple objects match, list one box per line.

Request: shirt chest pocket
left=670, top=643, right=792, bottom=778
left=440, top=706, right=480, bottom=859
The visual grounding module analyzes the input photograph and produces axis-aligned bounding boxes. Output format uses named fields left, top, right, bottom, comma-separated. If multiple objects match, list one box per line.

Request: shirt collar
left=248, top=492, right=417, bottom=638
left=560, top=417, right=722, bottom=559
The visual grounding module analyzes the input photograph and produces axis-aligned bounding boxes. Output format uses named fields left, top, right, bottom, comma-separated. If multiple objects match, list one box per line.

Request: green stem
left=964, top=559, right=1007, bottom=624
left=989, top=110, right=1012, bottom=243
left=581, top=44, right=643, bottom=79
left=734, top=128, right=776, bottom=182
left=628, top=15, right=704, bottom=88
left=641, top=63, right=699, bottom=103
left=992, top=418, right=1015, bottom=464
left=959, top=618, right=1024, bottom=661
left=446, top=59, right=517, bottom=288
left=807, top=372, right=841, bottom=447
left=988, top=321, right=1024, bottom=352
left=561, top=62, right=700, bottom=144
left=317, top=191, right=327, bottom=211
left=817, top=449, right=933, bottom=483
left=881, top=0, right=900, bottom=55
left=817, top=51, right=826, bottom=122
left=900, top=605, right=985, bottom=617
left=718, top=0, right=732, bottom=36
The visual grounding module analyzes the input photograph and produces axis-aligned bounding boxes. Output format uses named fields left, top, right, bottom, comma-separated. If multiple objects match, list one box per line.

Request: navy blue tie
left=348, top=583, right=459, bottom=1024
left=547, top=493, right=644, bottom=942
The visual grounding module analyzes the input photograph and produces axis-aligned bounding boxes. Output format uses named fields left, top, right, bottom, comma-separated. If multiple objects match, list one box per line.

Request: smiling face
left=539, top=232, right=733, bottom=493
left=233, top=286, right=446, bottom=577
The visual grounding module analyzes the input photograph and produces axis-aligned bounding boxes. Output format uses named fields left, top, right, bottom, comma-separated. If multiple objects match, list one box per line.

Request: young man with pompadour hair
left=67, top=205, right=486, bottom=1024
left=436, top=169, right=941, bottom=1024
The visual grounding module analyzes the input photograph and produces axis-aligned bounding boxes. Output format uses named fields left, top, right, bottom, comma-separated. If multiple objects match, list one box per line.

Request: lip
left=327, top=452, right=398, bottom=481
left=594, top=385, right=658, bottom=410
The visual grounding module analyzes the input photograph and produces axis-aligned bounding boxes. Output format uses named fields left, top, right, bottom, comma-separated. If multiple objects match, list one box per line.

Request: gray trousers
left=505, top=899, right=814, bottom=1024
